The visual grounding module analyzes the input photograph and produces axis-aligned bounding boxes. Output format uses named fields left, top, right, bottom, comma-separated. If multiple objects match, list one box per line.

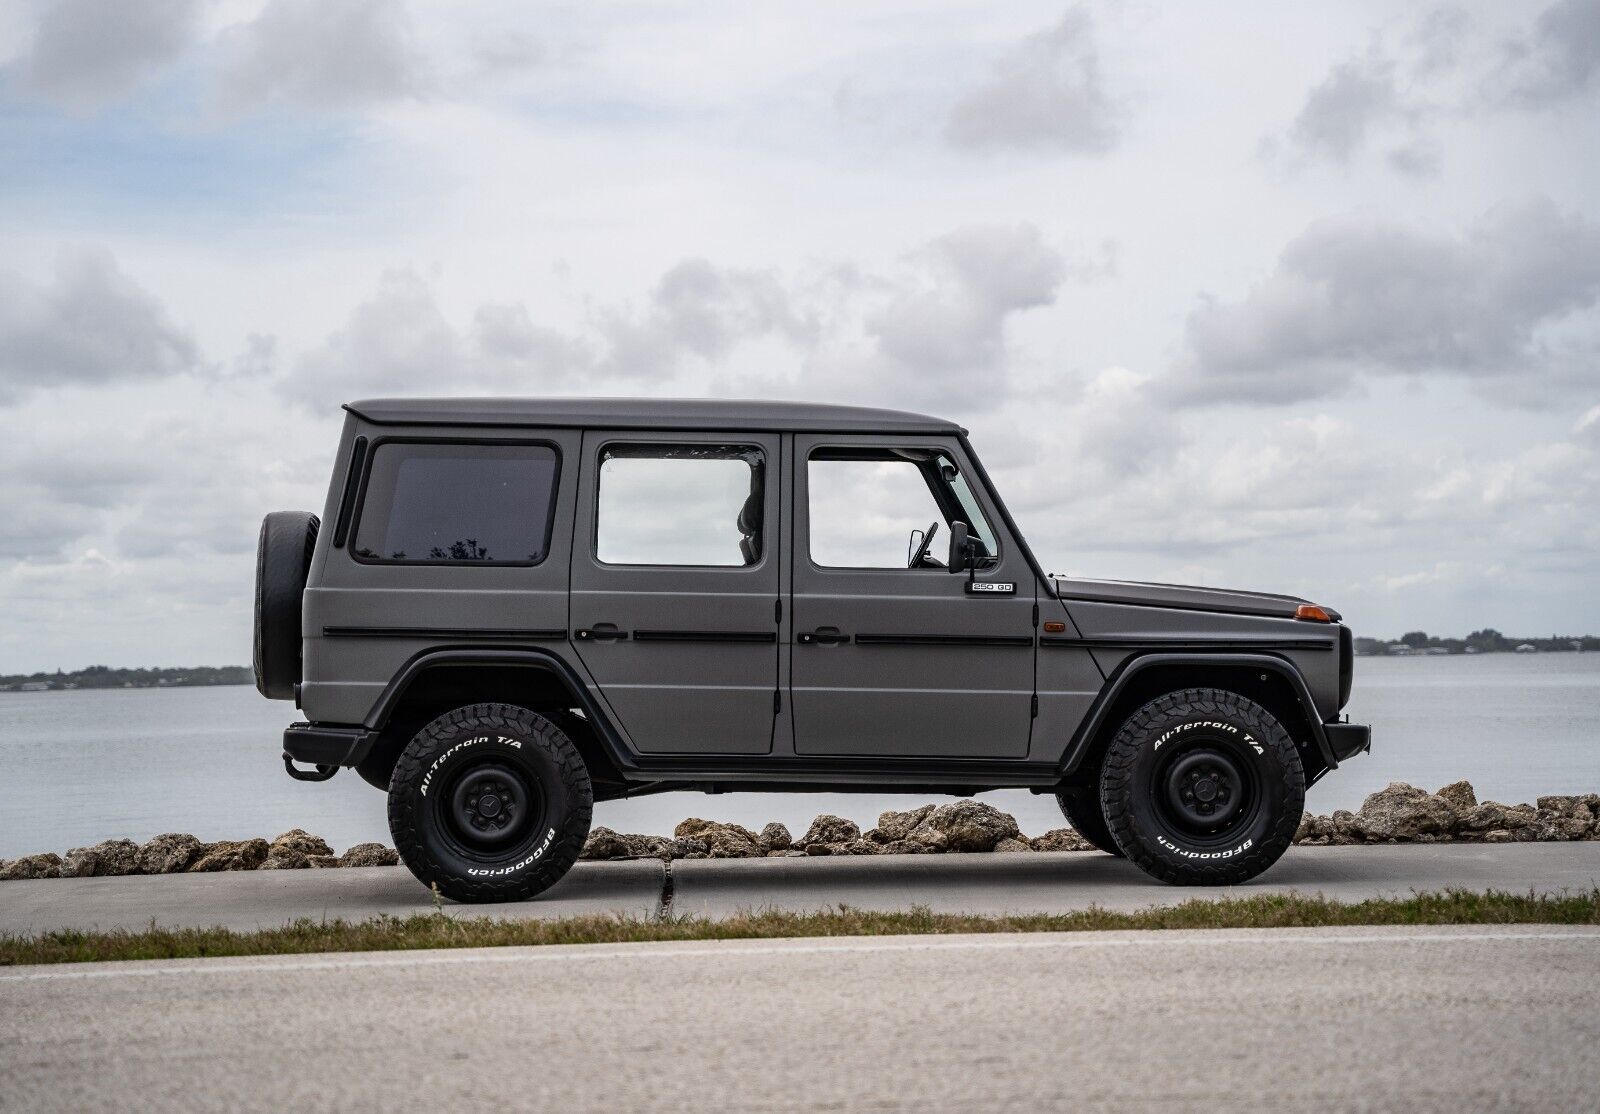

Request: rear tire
left=1100, top=688, right=1303, bottom=886
left=1054, top=787, right=1123, bottom=856
left=388, top=704, right=592, bottom=903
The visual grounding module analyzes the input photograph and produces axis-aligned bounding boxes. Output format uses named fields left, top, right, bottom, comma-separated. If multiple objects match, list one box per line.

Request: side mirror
left=948, top=521, right=971, bottom=574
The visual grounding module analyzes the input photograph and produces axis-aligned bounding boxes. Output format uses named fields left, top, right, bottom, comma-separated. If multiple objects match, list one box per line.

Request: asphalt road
left=3, top=926, right=1597, bottom=1111
left=3, top=843, right=1599, bottom=934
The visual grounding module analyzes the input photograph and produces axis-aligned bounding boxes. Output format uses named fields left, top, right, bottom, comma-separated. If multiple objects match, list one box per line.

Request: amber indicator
left=1295, top=604, right=1332, bottom=622
left=1042, top=621, right=1067, bottom=633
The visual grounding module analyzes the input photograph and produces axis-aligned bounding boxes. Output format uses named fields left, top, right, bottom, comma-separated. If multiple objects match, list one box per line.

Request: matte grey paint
left=288, top=398, right=1365, bottom=792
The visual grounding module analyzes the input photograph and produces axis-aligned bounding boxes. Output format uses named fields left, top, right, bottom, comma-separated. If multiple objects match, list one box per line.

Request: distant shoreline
left=0, top=666, right=251, bottom=694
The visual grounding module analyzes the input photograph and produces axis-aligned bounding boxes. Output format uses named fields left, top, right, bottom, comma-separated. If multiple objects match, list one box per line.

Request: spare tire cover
left=254, top=511, right=319, bottom=699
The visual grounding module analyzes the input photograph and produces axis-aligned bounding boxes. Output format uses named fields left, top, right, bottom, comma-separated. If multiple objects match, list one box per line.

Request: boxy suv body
left=255, top=398, right=1370, bottom=901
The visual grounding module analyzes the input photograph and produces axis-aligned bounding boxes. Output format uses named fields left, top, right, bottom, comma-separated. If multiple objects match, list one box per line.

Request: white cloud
left=1175, top=199, right=1600, bottom=404
left=213, top=0, right=427, bottom=114
left=0, top=249, right=202, bottom=404
left=945, top=7, right=1119, bottom=154
left=1494, top=0, right=1600, bottom=108
left=12, top=0, right=200, bottom=111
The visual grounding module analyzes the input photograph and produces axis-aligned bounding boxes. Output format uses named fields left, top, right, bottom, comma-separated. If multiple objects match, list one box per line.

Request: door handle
left=797, top=628, right=850, bottom=646
left=574, top=624, right=629, bottom=642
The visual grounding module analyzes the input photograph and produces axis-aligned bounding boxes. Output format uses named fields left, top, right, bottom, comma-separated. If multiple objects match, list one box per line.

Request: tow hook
left=283, top=752, right=340, bottom=782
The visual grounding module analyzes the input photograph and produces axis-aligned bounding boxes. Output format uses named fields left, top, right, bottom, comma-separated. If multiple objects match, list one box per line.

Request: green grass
left=4, top=889, right=1597, bottom=967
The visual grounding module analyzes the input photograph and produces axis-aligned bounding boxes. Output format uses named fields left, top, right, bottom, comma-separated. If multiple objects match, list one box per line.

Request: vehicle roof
left=343, top=397, right=964, bottom=435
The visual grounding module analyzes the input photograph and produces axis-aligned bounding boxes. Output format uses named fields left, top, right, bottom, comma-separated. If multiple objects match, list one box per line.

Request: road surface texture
left=3, top=843, right=1598, bottom=935
left=2, top=926, right=1597, bottom=1111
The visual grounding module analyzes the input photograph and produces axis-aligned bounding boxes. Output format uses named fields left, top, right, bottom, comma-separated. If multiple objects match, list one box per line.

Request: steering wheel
left=908, top=521, right=940, bottom=568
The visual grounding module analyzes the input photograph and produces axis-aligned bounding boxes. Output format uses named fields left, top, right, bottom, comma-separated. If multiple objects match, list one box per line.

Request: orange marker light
left=1295, top=604, right=1332, bottom=622
left=1042, top=621, right=1066, bottom=633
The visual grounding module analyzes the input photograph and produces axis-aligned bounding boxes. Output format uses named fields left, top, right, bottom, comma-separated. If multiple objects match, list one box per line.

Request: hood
left=1050, top=576, right=1340, bottom=622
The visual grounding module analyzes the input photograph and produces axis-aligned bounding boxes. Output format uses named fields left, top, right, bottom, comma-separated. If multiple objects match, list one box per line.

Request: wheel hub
left=1164, top=749, right=1246, bottom=832
left=448, top=765, right=532, bottom=848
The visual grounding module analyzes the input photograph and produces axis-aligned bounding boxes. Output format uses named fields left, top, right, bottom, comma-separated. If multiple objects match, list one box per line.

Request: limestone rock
left=925, top=800, right=1020, bottom=852
left=1436, top=780, right=1478, bottom=811
left=581, top=827, right=634, bottom=860
left=1500, top=804, right=1539, bottom=831
left=1537, top=795, right=1593, bottom=821
left=1556, top=816, right=1591, bottom=841
left=61, top=839, right=142, bottom=877
left=0, top=852, right=63, bottom=880
left=1460, top=802, right=1508, bottom=831
left=262, top=829, right=335, bottom=870
left=704, top=828, right=762, bottom=858
left=137, top=833, right=202, bottom=875
left=874, top=805, right=936, bottom=843
left=904, top=822, right=948, bottom=853
left=188, top=838, right=269, bottom=872
left=758, top=822, right=792, bottom=852
left=1351, top=783, right=1456, bottom=841
left=1030, top=828, right=1094, bottom=852
left=993, top=837, right=1033, bottom=853
left=796, top=815, right=860, bottom=849
left=879, top=839, right=933, bottom=855
left=670, top=819, right=761, bottom=858
left=843, top=839, right=882, bottom=855
left=339, top=842, right=399, bottom=868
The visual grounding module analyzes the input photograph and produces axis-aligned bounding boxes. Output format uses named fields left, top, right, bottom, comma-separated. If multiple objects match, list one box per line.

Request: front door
left=569, top=430, right=780, bottom=754
left=789, top=434, right=1036, bottom=758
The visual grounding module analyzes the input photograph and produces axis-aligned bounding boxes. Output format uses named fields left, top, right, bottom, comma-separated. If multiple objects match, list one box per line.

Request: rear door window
left=353, top=442, right=559, bottom=565
left=595, top=444, right=764, bottom=567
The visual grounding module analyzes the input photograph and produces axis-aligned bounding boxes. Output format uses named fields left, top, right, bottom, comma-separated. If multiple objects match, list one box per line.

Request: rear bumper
left=283, top=722, right=375, bottom=768
left=1324, top=721, right=1371, bottom=763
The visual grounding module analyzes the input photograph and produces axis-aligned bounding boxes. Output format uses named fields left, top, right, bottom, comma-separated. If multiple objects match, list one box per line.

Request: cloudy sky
left=0, top=0, right=1596, bottom=672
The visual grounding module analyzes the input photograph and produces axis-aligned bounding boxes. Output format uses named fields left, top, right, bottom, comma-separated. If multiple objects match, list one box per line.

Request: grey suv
left=255, top=398, right=1369, bottom=902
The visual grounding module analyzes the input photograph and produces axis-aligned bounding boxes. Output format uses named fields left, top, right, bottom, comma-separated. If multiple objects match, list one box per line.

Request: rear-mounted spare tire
left=254, top=511, right=319, bottom=699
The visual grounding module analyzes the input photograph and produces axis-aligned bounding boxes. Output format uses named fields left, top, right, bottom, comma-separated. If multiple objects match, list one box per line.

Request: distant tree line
left=0, top=665, right=252, bottom=692
left=1353, top=629, right=1600, bottom=656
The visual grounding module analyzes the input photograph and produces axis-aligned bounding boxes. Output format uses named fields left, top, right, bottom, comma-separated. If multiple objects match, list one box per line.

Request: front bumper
left=283, top=722, right=375, bottom=768
left=1324, top=721, right=1371, bottom=763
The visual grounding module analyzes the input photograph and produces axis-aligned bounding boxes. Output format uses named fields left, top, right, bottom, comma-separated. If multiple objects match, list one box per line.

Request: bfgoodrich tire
left=388, top=704, right=593, bottom=903
left=1099, top=688, right=1303, bottom=886
left=1054, top=786, right=1123, bottom=856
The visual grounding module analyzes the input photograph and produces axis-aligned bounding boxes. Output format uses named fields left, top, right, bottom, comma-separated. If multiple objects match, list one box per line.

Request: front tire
left=1100, top=688, right=1303, bottom=885
left=388, top=704, right=592, bottom=903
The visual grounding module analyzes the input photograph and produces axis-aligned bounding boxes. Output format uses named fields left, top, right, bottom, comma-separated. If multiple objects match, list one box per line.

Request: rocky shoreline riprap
left=0, top=830, right=398, bottom=881
left=4, top=781, right=1597, bottom=880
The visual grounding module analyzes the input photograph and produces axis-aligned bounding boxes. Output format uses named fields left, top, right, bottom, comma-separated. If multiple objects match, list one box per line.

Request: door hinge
left=773, top=689, right=782, bottom=714
left=774, top=599, right=783, bottom=624
left=1032, top=603, right=1039, bottom=627
left=1031, top=693, right=1039, bottom=719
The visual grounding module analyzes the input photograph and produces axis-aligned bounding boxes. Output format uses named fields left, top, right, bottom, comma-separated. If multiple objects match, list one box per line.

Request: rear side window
left=353, top=442, right=559, bottom=565
left=595, top=444, right=764, bottom=567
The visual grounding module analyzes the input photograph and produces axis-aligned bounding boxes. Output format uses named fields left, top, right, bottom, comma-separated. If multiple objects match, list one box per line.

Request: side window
left=807, top=448, right=998, bottom=570
left=353, top=442, right=559, bottom=564
left=596, top=444, right=764, bottom=567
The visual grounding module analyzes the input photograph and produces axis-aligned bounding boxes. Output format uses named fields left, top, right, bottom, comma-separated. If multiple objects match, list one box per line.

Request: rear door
left=569, top=430, right=781, bottom=755
left=789, top=434, right=1036, bottom=758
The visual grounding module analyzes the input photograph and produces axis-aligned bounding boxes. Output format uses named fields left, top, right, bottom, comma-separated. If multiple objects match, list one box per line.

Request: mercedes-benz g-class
left=255, top=398, right=1369, bottom=901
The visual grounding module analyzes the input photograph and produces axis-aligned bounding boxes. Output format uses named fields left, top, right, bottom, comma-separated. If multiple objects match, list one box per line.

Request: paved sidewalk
left=3, top=842, right=1597, bottom=934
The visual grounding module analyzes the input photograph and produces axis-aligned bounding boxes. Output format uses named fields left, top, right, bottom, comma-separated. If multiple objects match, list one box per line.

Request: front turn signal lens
left=1042, top=621, right=1066, bottom=633
left=1295, top=604, right=1332, bottom=622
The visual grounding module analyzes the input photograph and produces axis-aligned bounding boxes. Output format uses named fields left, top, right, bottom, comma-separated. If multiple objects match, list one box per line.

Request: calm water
left=2, top=654, right=1597, bottom=858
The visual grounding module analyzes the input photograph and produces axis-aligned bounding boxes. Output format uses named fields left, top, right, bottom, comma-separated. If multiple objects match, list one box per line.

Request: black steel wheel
left=388, top=704, right=592, bottom=903
left=1100, top=688, right=1303, bottom=885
